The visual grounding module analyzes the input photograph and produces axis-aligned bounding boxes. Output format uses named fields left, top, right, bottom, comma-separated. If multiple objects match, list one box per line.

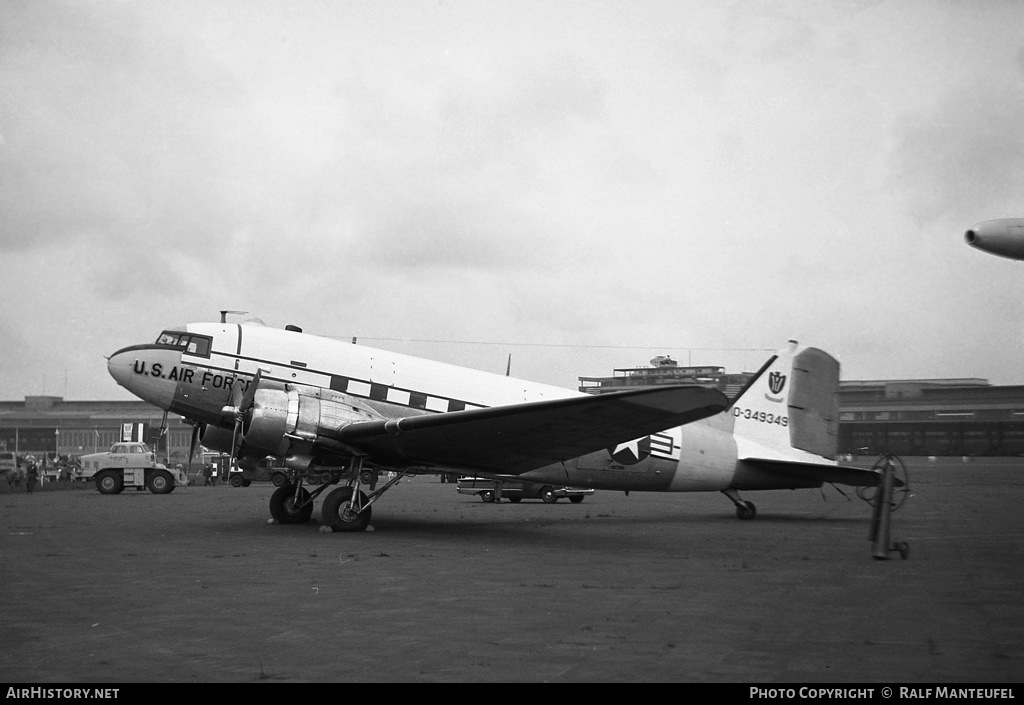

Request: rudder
left=788, top=347, right=839, bottom=458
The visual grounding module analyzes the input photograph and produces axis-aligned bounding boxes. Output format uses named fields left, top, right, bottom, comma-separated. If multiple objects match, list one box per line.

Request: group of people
left=6, top=463, right=39, bottom=493
left=5, top=457, right=79, bottom=493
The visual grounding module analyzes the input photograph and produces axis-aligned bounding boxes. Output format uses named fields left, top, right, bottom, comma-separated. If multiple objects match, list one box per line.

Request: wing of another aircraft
left=333, top=385, right=728, bottom=475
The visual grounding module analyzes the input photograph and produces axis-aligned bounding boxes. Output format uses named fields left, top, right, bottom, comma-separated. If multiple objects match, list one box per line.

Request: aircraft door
left=216, top=323, right=241, bottom=361
left=197, top=324, right=245, bottom=411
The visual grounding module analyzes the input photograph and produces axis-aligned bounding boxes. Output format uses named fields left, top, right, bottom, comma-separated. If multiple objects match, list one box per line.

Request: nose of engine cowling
left=107, top=345, right=179, bottom=410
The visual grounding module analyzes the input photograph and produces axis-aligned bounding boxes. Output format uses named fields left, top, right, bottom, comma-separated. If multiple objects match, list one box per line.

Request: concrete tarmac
left=1, top=458, right=1022, bottom=683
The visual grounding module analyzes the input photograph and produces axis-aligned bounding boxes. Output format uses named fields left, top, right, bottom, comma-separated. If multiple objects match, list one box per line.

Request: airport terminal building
left=2, top=367, right=1023, bottom=464
left=0, top=396, right=194, bottom=466
left=837, top=378, right=1024, bottom=457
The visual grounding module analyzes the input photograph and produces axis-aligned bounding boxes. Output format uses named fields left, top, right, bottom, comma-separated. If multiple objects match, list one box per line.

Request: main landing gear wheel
left=321, top=487, right=371, bottom=532
left=269, top=484, right=313, bottom=524
left=146, top=470, right=175, bottom=494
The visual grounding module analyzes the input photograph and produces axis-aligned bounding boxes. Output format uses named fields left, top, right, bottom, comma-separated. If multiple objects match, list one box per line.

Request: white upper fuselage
left=108, top=322, right=580, bottom=427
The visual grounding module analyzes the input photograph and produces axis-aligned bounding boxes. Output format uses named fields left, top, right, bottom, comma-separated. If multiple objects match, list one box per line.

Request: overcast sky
left=2, top=0, right=1023, bottom=402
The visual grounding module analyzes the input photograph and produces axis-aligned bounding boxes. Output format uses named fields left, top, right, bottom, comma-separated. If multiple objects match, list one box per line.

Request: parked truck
left=228, top=456, right=292, bottom=488
left=79, top=442, right=188, bottom=495
left=456, top=477, right=594, bottom=503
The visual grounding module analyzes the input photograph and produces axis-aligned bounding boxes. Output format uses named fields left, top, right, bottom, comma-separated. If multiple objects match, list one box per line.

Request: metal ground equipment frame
left=860, top=453, right=910, bottom=560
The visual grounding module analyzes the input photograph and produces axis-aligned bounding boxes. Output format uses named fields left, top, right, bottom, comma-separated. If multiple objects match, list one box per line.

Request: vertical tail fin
left=730, top=341, right=839, bottom=462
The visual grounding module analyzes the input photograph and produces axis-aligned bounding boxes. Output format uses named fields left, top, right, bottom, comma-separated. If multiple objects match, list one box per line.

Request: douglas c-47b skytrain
left=107, top=319, right=886, bottom=532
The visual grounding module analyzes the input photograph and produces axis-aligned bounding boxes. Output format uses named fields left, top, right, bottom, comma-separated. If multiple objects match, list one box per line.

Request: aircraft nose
left=106, top=345, right=179, bottom=409
left=107, top=348, right=134, bottom=389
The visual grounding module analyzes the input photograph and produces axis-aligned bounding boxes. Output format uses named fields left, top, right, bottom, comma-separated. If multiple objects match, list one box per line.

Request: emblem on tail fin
left=767, top=371, right=787, bottom=400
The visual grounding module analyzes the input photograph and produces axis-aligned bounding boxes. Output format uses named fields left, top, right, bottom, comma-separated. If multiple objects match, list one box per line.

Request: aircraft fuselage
left=108, top=322, right=811, bottom=493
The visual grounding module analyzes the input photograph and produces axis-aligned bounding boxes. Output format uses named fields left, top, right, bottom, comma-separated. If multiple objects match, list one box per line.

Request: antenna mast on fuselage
left=219, top=310, right=249, bottom=323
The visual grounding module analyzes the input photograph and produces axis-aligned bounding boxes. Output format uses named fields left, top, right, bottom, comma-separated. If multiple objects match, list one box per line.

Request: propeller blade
left=229, top=369, right=263, bottom=464
left=229, top=380, right=244, bottom=410
left=158, top=410, right=169, bottom=464
left=230, top=415, right=242, bottom=461
left=239, top=369, right=262, bottom=413
left=187, top=424, right=200, bottom=474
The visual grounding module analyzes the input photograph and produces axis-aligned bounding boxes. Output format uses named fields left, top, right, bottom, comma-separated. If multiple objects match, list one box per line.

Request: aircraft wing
left=332, top=386, right=728, bottom=475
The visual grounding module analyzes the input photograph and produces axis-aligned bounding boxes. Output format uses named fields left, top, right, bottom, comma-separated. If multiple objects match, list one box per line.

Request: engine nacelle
left=198, top=423, right=264, bottom=471
left=241, top=388, right=291, bottom=456
left=241, top=386, right=378, bottom=458
left=199, top=424, right=235, bottom=454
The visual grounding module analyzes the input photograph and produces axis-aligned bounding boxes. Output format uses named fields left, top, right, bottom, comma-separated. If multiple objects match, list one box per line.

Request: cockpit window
left=186, top=337, right=211, bottom=356
left=155, top=331, right=212, bottom=358
left=156, top=332, right=183, bottom=346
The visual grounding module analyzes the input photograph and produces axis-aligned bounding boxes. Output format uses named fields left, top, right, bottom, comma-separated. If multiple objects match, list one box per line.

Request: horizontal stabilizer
left=336, top=385, right=728, bottom=474
left=743, top=459, right=898, bottom=488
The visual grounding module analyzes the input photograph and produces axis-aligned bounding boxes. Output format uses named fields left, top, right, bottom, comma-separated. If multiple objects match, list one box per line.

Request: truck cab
left=100, top=443, right=150, bottom=469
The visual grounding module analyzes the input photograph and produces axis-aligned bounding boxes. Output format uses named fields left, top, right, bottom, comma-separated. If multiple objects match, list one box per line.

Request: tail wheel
left=481, top=490, right=495, bottom=503
left=269, top=484, right=313, bottom=524
left=736, top=501, right=757, bottom=520
left=147, top=470, right=175, bottom=494
left=540, top=487, right=558, bottom=504
left=96, top=471, right=123, bottom=495
left=321, top=487, right=371, bottom=532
